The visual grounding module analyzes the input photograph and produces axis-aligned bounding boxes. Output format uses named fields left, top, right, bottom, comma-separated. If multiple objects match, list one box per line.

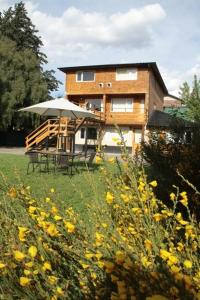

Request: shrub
left=0, top=153, right=199, bottom=299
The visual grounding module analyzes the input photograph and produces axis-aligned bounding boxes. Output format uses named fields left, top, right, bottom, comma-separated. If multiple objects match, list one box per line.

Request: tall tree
left=0, top=2, right=61, bottom=132
left=180, top=75, right=200, bottom=122
left=0, top=1, right=45, bottom=63
left=0, top=36, right=48, bottom=130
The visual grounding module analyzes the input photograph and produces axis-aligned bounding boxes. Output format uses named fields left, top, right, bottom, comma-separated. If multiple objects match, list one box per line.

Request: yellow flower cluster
left=1, top=157, right=200, bottom=300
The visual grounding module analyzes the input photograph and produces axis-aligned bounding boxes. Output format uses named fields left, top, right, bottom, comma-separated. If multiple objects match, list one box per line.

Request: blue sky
left=1, top=0, right=200, bottom=96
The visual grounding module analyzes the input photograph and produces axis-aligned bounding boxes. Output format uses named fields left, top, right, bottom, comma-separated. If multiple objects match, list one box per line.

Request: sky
left=0, top=0, right=200, bottom=97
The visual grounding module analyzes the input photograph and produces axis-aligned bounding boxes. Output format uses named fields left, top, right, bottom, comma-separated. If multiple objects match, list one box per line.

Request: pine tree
left=0, top=2, right=61, bottom=132
left=180, top=75, right=200, bottom=122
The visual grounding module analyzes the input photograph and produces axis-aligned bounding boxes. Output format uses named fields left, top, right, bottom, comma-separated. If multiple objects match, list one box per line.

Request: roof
left=147, top=110, right=193, bottom=129
left=58, top=62, right=168, bottom=94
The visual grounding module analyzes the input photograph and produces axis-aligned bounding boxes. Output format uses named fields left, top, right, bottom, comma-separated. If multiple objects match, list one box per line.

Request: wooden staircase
left=25, top=109, right=105, bottom=152
left=25, top=118, right=83, bottom=151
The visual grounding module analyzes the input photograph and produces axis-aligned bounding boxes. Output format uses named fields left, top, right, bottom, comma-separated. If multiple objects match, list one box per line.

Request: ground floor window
left=80, top=127, right=97, bottom=140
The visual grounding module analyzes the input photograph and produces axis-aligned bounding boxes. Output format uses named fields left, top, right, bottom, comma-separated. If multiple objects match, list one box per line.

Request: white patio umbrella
left=18, top=98, right=95, bottom=119
left=19, top=97, right=96, bottom=149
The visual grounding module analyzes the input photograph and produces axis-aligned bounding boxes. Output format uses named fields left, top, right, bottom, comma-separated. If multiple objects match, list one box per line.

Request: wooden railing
left=25, top=109, right=105, bottom=151
left=25, top=119, right=68, bottom=150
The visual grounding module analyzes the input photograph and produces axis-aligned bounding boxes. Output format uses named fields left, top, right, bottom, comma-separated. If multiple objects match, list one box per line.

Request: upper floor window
left=76, top=71, right=95, bottom=82
left=116, top=68, right=137, bottom=81
left=111, top=98, right=133, bottom=112
left=86, top=99, right=103, bottom=112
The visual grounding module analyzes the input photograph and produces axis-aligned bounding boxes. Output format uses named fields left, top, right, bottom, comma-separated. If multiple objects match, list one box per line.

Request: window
left=140, top=99, right=145, bottom=112
left=116, top=68, right=137, bottom=81
left=86, top=99, right=103, bottom=111
left=81, top=128, right=85, bottom=139
left=76, top=71, right=95, bottom=82
left=111, top=98, right=133, bottom=112
left=80, top=127, right=97, bottom=140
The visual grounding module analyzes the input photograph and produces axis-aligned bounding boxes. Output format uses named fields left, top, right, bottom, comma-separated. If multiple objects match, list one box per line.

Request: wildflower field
left=0, top=153, right=199, bottom=300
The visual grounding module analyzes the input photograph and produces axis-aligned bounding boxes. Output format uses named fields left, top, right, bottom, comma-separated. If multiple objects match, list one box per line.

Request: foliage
left=0, top=151, right=199, bottom=299
left=142, top=123, right=200, bottom=220
left=180, top=75, right=200, bottom=122
left=0, top=36, right=47, bottom=130
left=0, top=2, right=61, bottom=131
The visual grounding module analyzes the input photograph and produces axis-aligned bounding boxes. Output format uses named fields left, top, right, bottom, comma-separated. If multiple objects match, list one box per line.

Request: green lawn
left=0, top=154, right=106, bottom=219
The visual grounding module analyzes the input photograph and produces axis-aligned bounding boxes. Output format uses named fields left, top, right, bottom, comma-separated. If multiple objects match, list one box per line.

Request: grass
left=0, top=153, right=106, bottom=220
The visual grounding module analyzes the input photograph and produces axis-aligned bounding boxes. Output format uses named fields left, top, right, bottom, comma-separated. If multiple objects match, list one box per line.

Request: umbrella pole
left=56, top=110, right=62, bottom=150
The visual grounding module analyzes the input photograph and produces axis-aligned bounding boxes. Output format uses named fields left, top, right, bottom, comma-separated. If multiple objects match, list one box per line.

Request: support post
left=84, top=120, right=88, bottom=157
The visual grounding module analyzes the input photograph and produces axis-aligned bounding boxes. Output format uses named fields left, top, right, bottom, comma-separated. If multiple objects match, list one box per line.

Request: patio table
left=38, top=150, right=82, bottom=174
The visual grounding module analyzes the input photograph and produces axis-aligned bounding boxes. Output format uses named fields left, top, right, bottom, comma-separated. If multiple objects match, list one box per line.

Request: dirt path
left=0, top=147, right=25, bottom=155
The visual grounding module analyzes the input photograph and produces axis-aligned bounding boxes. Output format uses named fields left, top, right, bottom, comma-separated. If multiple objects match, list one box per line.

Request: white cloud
left=161, top=60, right=200, bottom=97
left=25, top=3, right=166, bottom=62
left=0, top=0, right=10, bottom=10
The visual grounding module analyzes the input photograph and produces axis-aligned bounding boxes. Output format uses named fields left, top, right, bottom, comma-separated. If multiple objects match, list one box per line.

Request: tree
left=180, top=75, right=200, bottom=122
left=0, top=2, right=61, bottom=132
left=0, top=36, right=48, bottom=130
left=0, top=1, right=45, bottom=63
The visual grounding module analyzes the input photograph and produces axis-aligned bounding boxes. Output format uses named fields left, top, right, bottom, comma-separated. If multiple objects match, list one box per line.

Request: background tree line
left=0, top=1, right=60, bottom=134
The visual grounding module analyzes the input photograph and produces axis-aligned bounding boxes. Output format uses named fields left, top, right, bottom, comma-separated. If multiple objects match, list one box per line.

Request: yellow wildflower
left=42, top=261, right=52, bottom=271
left=25, top=261, right=33, bottom=268
left=14, top=250, right=25, bottom=261
left=144, top=239, right=152, bottom=251
left=19, top=277, right=31, bottom=286
left=167, top=254, right=178, bottom=265
left=51, top=206, right=58, bottom=215
left=95, top=156, right=102, bottom=163
left=0, top=262, right=6, bottom=269
left=170, top=265, right=181, bottom=274
left=153, top=213, right=163, bottom=222
left=115, top=251, right=125, bottom=264
left=50, top=188, right=55, bottom=193
left=177, top=242, right=184, bottom=252
left=28, top=246, right=37, bottom=258
left=45, top=197, right=51, bottom=202
left=54, top=215, right=62, bottom=221
left=64, top=222, right=75, bottom=233
left=106, top=192, right=114, bottom=204
left=132, top=207, right=141, bottom=214
left=91, top=272, right=97, bottom=279
left=149, top=180, right=157, bottom=187
left=102, top=223, right=108, bottom=228
left=7, top=187, right=17, bottom=198
left=48, top=275, right=58, bottom=285
left=104, top=261, right=115, bottom=273
left=28, top=206, right=37, bottom=214
left=184, top=260, right=193, bottom=269
left=46, top=223, right=59, bottom=237
left=56, top=287, right=64, bottom=296
left=85, top=252, right=94, bottom=259
left=170, top=193, right=176, bottom=201
left=120, top=193, right=129, bottom=203
left=160, top=249, right=170, bottom=260
left=141, top=256, right=151, bottom=268
left=24, top=269, right=31, bottom=276
left=18, top=227, right=29, bottom=242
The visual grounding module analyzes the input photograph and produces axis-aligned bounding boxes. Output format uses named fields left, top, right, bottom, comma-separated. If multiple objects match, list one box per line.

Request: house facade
left=59, top=62, right=168, bottom=154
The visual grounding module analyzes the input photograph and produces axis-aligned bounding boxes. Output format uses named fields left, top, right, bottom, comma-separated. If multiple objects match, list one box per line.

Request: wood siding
left=148, top=70, right=165, bottom=116
left=66, top=68, right=149, bottom=95
left=68, top=94, right=146, bottom=125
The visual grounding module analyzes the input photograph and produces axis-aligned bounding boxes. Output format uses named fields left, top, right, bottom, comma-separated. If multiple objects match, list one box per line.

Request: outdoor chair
left=26, top=151, right=49, bottom=174
left=55, top=154, right=74, bottom=175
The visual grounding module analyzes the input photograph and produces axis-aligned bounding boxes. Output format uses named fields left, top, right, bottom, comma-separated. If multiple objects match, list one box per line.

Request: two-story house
left=59, top=62, right=168, bottom=154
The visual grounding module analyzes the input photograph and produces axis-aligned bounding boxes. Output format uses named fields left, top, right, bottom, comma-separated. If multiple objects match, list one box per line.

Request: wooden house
left=58, top=62, right=168, bottom=154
